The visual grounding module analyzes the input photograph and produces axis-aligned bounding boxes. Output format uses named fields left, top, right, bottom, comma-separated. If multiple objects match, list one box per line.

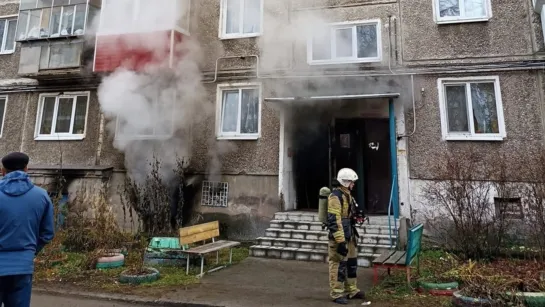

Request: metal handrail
left=387, top=173, right=398, bottom=249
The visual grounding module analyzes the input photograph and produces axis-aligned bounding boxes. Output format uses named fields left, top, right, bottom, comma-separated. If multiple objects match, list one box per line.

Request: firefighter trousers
left=328, top=237, right=360, bottom=299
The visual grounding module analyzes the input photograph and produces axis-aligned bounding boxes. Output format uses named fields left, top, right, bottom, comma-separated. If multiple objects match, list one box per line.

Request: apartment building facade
left=0, top=0, right=544, bottom=239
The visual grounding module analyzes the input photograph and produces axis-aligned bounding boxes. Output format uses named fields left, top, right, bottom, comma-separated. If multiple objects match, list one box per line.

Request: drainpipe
left=396, top=74, right=417, bottom=139
left=95, top=112, right=105, bottom=166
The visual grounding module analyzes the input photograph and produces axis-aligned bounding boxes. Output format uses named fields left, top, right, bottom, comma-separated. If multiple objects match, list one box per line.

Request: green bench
left=372, top=223, right=424, bottom=286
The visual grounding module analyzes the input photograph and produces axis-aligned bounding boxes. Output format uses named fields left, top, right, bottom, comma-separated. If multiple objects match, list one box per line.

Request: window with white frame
left=16, top=0, right=100, bottom=41
left=220, top=0, right=262, bottom=39
left=438, top=77, right=506, bottom=141
left=35, top=92, right=89, bottom=140
left=0, top=17, right=17, bottom=54
left=217, top=83, right=261, bottom=139
left=308, top=20, right=381, bottom=65
left=0, top=96, right=6, bottom=138
left=434, top=0, right=492, bottom=24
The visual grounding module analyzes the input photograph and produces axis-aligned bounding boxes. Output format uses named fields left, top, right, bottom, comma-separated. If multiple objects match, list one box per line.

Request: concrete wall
left=407, top=71, right=544, bottom=181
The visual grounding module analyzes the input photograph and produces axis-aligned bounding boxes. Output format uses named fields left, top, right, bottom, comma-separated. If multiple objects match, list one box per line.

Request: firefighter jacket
left=327, top=186, right=354, bottom=243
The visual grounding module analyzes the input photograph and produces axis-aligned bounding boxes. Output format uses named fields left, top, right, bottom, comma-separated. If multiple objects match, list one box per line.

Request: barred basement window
left=494, top=197, right=523, bottom=220
left=201, top=181, right=229, bottom=207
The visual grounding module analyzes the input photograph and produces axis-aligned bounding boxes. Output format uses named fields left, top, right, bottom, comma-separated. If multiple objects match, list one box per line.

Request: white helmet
left=337, top=168, right=358, bottom=186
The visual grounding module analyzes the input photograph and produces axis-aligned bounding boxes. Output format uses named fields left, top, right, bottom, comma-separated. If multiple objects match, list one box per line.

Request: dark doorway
left=293, top=122, right=330, bottom=211
left=331, top=118, right=391, bottom=215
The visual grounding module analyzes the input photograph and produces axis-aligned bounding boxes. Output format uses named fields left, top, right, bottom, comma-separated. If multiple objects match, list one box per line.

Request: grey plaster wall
left=407, top=71, right=544, bottom=181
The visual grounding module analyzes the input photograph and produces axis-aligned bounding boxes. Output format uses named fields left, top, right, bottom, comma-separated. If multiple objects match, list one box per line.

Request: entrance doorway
left=332, top=119, right=392, bottom=215
left=290, top=115, right=392, bottom=215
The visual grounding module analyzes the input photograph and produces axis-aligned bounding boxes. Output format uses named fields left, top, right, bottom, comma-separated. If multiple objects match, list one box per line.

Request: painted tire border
left=452, top=291, right=493, bottom=306
left=97, top=253, right=125, bottom=263
left=119, top=267, right=160, bottom=285
left=417, top=287, right=457, bottom=296
left=418, top=280, right=459, bottom=290
left=96, top=260, right=125, bottom=269
left=515, top=292, right=545, bottom=307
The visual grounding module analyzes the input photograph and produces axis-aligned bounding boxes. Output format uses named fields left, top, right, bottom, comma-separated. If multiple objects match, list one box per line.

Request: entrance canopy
left=264, top=93, right=400, bottom=103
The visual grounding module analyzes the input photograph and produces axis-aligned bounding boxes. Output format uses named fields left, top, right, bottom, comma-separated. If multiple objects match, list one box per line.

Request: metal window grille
left=201, top=181, right=229, bottom=207
left=494, top=197, right=524, bottom=220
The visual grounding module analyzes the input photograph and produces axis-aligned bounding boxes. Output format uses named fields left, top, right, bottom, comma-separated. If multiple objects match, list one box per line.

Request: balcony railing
left=16, top=0, right=100, bottom=41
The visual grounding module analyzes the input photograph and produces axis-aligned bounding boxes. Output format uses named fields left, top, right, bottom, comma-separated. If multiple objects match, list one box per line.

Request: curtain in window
left=470, top=83, right=499, bottom=134
left=222, top=90, right=239, bottom=133
left=464, top=0, right=485, bottom=17
left=356, top=24, right=378, bottom=58
left=40, top=97, right=56, bottom=134
left=225, top=0, right=241, bottom=34
left=243, top=0, right=261, bottom=34
left=445, top=85, right=469, bottom=132
left=61, top=5, right=75, bottom=35
left=439, top=0, right=485, bottom=17
left=55, top=98, right=73, bottom=133
left=240, top=89, right=258, bottom=134
left=335, top=28, right=353, bottom=58
left=73, top=96, right=87, bottom=134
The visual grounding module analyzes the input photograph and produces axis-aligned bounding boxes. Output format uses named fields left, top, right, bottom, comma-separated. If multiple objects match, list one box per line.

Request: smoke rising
left=93, top=0, right=210, bottom=181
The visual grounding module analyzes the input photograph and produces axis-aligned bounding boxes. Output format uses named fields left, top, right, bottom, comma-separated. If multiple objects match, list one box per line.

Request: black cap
left=1, top=152, right=30, bottom=172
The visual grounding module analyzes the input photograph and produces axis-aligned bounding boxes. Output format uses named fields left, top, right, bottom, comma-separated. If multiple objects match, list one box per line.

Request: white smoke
left=93, top=0, right=209, bottom=181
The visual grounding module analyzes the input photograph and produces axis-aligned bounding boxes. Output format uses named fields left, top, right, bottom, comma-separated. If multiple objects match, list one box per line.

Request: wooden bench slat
left=179, top=221, right=219, bottom=237
left=182, top=240, right=240, bottom=255
left=372, top=251, right=395, bottom=264
left=180, top=228, right=220, bottom=245
left=383, top=251, right=407, bottom=265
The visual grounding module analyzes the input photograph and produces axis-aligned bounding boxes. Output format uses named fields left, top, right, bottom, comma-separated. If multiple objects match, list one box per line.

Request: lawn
left=34, top=246, right=250, bottom=297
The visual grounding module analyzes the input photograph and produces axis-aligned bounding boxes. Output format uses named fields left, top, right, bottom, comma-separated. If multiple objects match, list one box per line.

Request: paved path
left=32, top=293, right=146, bottom=307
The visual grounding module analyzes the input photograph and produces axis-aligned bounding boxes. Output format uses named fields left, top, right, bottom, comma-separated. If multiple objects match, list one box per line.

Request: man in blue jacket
left=0, top=152, right=55, bottom=307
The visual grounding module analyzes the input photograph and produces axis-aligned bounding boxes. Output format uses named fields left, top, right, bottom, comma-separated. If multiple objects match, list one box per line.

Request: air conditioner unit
left=534, top=0, right=545, bottom=13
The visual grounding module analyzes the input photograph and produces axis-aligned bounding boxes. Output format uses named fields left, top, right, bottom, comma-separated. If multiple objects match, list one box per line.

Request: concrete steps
left=250, top=211, right=400, bottom=267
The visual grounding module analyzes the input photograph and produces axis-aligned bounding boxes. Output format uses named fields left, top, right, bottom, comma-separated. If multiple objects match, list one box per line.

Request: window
left=434, top=0, right=492, bottom=24
left=0, top=17, right=17, bottom=54
left=494, top=198, right=523, bottom=220
left=0, top=96, right=6, bottom=138
left=216, top=83, right=261, bottom=140
left=438, top=76, right=506, bottom=141
left=308, top=20, right=381, bottom=65
left=35, top=92, right=89, bottom=140
left=16, top=0, right=98, bottom=41
left=220, top=0, right=263, bottom=39
left=115, top=92, right=175, bottom=140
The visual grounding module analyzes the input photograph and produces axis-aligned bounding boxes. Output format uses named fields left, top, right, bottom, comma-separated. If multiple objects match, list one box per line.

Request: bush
left=421, top=151, right=515, bottom=260
left=62, top=182, right=128, bottom=253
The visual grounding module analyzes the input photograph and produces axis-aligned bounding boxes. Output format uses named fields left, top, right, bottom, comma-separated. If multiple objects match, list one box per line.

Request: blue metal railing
left=387, top=172, right=398, bottom=249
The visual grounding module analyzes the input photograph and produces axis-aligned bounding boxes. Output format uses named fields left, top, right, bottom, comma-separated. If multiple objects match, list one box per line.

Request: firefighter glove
left=337, top=242, right=348, bottom=257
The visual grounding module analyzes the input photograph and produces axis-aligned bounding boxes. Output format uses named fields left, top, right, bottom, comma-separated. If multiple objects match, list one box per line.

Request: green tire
left=119, top=268, right=160, bottom=285
left=418, top=280, right=459, bottom=290
left=96, top=260, right=125, bottom=269
left=520, top=293, right=545, bottom=307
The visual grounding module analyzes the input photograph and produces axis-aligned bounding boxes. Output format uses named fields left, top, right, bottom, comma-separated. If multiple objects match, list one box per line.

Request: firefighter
left=327, top=168, right=365, bottom=304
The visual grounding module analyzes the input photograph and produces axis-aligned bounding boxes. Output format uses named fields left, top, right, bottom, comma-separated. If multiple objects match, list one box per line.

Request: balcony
left=16, top=0, right=101, bottom=79
left=93, top=0, right=190, bottom=73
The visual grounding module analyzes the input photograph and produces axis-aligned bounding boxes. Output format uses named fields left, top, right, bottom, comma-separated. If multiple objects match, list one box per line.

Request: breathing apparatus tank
left=318, top=187, right=331, bottom=228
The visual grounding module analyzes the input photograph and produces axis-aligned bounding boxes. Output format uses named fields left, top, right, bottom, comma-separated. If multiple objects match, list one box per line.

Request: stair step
left=256, top=237, right=393, bottom=255
left=249, top=245, right=383, bottom=267
left=264, top=228, right=396, bottom=245
left=269, top=219, right=398, bottom=235
left=273, top=212, right=400, bottom=226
